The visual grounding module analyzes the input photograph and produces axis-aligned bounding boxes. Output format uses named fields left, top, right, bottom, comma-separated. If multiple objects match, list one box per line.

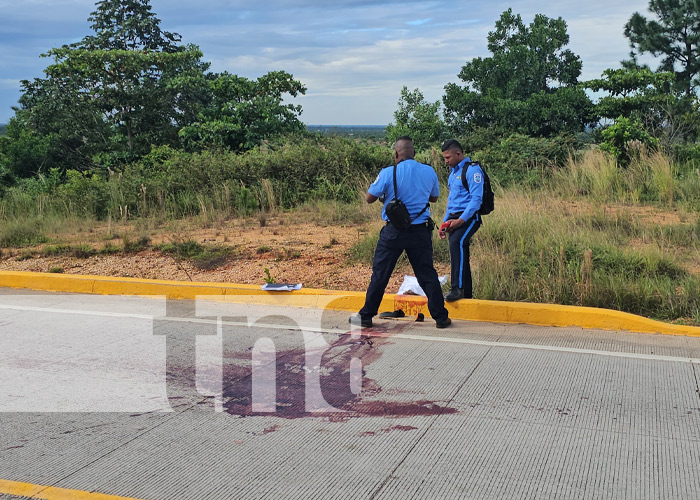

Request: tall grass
left=647, top=152, right=676, bottom=205
left=2, top=139, right=699, bottom=323
left=551, top=147, right=691, bottom=208
left=349, top=186, right=699, bottom=322
left=470, top=190, right=699, bottom=321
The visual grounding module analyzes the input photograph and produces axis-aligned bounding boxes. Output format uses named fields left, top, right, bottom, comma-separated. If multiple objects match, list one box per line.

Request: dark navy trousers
left=447, top=215, right=481, bottom=298
left=359, top=223, right=448, bottom=322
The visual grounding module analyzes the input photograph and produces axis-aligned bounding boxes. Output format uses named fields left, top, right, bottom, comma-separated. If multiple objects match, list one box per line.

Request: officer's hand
left=448, top=218, right=465, bottom=231
left=438, top=221, right=451, bottom=240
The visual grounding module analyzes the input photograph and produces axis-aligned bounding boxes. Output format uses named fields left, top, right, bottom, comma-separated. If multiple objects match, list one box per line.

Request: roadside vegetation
left=1, top=140, right=698, bottom=325
left=1, top=0, right=700, bottom=325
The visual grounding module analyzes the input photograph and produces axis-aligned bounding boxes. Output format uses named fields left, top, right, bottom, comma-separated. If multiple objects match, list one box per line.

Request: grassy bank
left=1, top=144, right=699, bottom=324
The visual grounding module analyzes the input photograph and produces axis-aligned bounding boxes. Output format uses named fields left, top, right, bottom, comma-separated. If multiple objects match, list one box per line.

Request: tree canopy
left=443, top=9, right=593, bottom=137
left=179, top=71, right=307, bottom=152
left=585, top=67, right=675, bottom=121
left=385, top=87, right=447, bottom=151
left=4, top=0, right=306, bottom=178
left=624, top=0, right=700, bottom=97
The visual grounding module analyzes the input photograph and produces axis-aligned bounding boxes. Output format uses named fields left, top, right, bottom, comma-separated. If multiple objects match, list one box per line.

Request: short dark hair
left=441, top=139, right=463, bottom=153
left=395, top=135, right=413, bottom=143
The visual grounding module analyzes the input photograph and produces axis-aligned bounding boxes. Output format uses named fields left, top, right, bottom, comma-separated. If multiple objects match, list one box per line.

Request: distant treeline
left=307, top=125, right=386, bottom=139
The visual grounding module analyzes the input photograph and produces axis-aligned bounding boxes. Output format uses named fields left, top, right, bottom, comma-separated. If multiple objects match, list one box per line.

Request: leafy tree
left=81, top=0, right=182, bottom=52
left=443, top=9, right=593, bottom=137
left=17, top=0, right=207, bottom=171
left=587, top=67, right=700, bottom=144
left=0, top=116, right=59, bottom=180
left=386, top=87, right=447, bottom=151
left=178, top=71, right=307, bottom=152
left=586, top=67, right=675, bottom=119
left=11, top=0, right=307, bottom=176
left=624, top=0, right=700, bottom=97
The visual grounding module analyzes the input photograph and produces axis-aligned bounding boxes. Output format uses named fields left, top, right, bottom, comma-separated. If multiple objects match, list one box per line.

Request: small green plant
left=349, top=231, right=379, bottom=265
left=43, top=244, right=73, bottom=256
left=263, top=267, right=275, bottom=284
left=192, top=245, right=237, bottom=270
left=159, top=240, right=205, bottom=259
left=48, top=267, right=64, bottom=273
left=99, top=243, right=121, bottom=255
left=256, top=245, right=271, bottom=254
left=158, top=240, right=237, bottom=270
left=277, top=248, right=301, bottom=260
left=123, top=235, right=151, bottom=253
left=71, top=245, right=96, bottom=258
left=42, top=244, right=96, bottom=258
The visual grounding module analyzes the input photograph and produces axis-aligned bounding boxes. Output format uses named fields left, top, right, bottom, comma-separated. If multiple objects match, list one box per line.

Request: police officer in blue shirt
left=439, top=139, right=483, bottom=301
left=350, top=136, right=451, bottom=329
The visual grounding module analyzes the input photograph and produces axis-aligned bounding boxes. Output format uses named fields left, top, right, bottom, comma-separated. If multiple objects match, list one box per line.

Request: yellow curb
left=1, top=270, right=699, bottom=337
left=0, top=478, right=148, bottom=500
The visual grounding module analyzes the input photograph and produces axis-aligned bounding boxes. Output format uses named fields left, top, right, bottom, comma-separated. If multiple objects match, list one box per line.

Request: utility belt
left=447, top=212, right=478, bottom=221
left=386, top=218, right=436, bottom=231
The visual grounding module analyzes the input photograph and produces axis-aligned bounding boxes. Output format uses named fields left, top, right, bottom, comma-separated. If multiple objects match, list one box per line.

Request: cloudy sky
left=0, top=0, right=657, bottom=125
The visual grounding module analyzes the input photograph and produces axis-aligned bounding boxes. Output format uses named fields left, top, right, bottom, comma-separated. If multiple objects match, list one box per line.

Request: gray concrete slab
left=0, top=289, right=699, bottom=499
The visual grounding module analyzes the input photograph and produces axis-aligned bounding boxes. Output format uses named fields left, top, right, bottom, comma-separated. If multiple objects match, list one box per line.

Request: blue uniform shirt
left=443, top=157, right=484, bottom=222
left=368, top=158, right=440, bottom=224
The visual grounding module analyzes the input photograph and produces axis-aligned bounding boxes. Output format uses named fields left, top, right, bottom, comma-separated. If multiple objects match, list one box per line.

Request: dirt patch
left=0, top=215, right=451, bottom=293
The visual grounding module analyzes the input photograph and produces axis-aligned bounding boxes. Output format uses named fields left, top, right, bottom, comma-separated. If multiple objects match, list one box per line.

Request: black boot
left=349, top=314, right=373, bottom=327
left=444, top=288, right=464, bottom=302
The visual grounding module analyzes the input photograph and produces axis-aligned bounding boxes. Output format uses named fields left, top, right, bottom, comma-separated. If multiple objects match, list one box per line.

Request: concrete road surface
left=1, top=289, right=699, bottom=499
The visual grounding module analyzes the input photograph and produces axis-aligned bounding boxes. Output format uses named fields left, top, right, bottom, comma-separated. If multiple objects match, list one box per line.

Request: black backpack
left=461, top=161, right=494, bottom=215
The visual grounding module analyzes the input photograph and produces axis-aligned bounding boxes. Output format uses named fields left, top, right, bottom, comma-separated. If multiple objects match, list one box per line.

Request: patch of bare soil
left=0, top=215, right=451, bottom=293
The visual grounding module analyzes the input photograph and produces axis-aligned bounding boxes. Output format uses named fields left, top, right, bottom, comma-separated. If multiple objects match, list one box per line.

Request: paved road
left=1, top=289, right=699, bottom=499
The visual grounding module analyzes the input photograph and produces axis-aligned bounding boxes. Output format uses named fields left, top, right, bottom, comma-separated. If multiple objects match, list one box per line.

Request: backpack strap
left=461, top=161, right=478, bottom=191
left=392, top=163, right=399, bottom=199
left=392, top=163, right=430, bottom=223
left=414, top=202, right=430, bottom=220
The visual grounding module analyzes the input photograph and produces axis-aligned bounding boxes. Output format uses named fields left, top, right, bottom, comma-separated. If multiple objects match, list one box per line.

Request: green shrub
left=158, top=240, right=237, bottom=270
left=0, top=218, right=47, bottom=247
left=192, top=245, right=237, bottom=270
left=42, top=244, right=74, bottom=256
left=15, top=252, right=35, bottom=261
left=159, top=240, right=205, bottom=259
left=599, top=116, right=658, bottom=167
left=123, top=236, right=151, bottom=253
left=473, top=133, right=580, bottom=188
left=99, top=243, right=121, bottom=255
left=56, top=170, right=110, bottom=218
left=108, top=137, right=390, bottom=218
left=348, top=232, right=379, bottom=265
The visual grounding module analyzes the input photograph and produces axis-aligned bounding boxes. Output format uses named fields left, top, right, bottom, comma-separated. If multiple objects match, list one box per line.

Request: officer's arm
left=429, top=172, right=440, bottom=204
left=366, top=193, right=379, bottom=204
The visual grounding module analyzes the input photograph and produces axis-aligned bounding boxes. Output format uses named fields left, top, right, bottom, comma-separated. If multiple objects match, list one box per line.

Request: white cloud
left=0, top=79, right=21, bottom=90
